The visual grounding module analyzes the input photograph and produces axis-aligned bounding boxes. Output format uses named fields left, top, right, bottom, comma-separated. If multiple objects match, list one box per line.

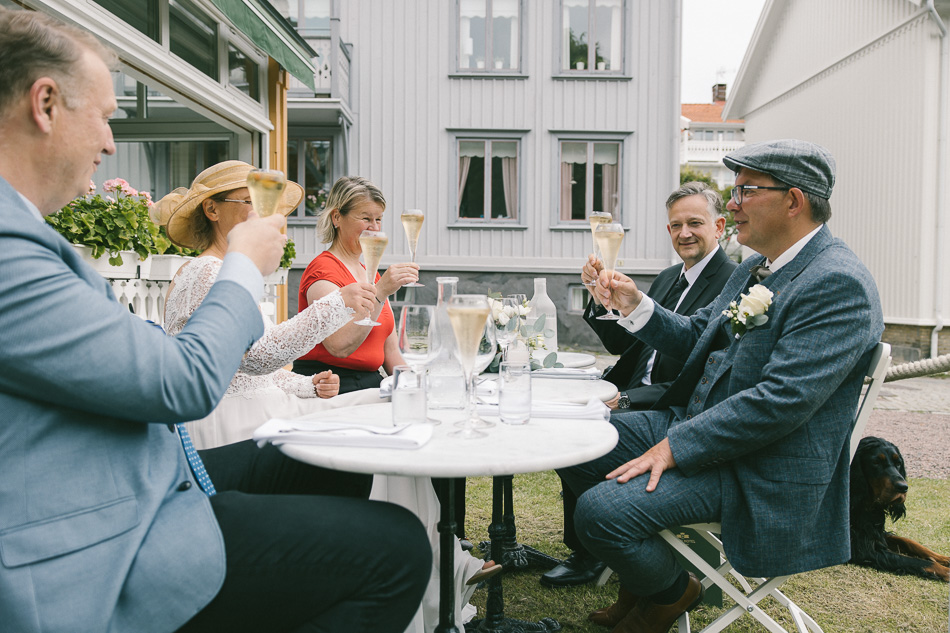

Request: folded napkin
left=379, top=375, right=498, bottom=398
left=477, top=397, right=610, bottom=422
left=531, top=367, right=602, bottom=379
left=253, top=417, right=433, bottom=449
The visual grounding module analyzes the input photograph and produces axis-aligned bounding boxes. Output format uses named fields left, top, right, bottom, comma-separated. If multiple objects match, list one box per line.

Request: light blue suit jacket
left=0, top=176, right=263, bottom=632
left=636, top=225, right=884, bottom=577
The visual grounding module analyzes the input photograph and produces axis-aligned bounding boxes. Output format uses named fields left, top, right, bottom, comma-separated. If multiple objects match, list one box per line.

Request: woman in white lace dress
left=155, top=162, right=499, bottom=633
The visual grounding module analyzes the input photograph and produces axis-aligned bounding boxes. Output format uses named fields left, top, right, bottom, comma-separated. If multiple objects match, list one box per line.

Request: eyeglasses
left=221, top=198, right=253, bottom=205
left=730, top=185, right=791, bottom=205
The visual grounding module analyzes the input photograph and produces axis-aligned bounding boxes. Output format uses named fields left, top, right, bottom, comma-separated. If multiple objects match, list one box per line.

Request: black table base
left=478, top=476, right=561, bottom=571
left=465, top=476, right=562, bottom=633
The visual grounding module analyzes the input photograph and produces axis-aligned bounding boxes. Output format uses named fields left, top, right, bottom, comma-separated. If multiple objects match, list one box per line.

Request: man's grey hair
left=769, top=175, right=832, bottom=224
left=665, top=181, right=723, bottom=219
left=0, top=8, right=116, bottom=117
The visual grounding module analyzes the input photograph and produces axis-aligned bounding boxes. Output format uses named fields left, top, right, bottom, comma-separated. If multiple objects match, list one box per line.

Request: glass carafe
left=427, top=277, right=467, bottom=409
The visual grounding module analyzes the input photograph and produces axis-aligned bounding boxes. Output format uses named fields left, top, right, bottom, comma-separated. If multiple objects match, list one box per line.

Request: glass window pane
left=491, top=141, right=517, bottom=219
left=228, top=45, right=259, bottom=100
left=92, top=0, right=159, bottom=41
left=492, top=0, right=519, bottom=70
left=303, top=140, right=332, bottom=217
left=561, top=141, right=587, bottom=220
left=301, top=0, right=331, bottom=32
left=593, top=142, right=620, bottom=218
left=287, top=140, right=300, bottom=216
left=563, top=0, right=589, bottom=70
left=170, top=0, right=218, bottom=80
left=273, top=0, right=298, bottom=28
left=460, top=0, right=487, bottom=69
left=594, top=0, right=621, bottom=71
left=459, top=157, right=485, bottom=219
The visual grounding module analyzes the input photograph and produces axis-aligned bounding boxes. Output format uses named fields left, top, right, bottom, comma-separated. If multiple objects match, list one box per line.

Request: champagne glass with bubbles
left=595, top=222, right=625, bottom=321
left=246, top=169, right=287, bottom=217
left=355, top=229, right=388, bottom=327
left=401, top=208, right=424, bottom=287
left=448, top=294, right=496, bottom=439
left=586, top=212, right=613, bottom=287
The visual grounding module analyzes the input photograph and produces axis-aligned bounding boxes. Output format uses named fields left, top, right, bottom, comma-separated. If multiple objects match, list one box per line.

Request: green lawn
left=463, top=472, right=950, bottom=632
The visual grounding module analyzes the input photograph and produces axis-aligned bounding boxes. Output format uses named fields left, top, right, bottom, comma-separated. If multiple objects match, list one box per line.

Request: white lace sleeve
left=164, top=257, right=222, bottom=336
left=270, top=367, right=320, bottom=398
left=240, top=289, right=354, bottom=376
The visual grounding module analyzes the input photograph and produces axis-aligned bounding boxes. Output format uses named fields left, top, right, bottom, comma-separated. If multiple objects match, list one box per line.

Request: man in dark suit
left=0, top=10, right=429, bottom=632
left=562, top=140, right=883, bottom=633
left=542, top=182, right=736, bottom=588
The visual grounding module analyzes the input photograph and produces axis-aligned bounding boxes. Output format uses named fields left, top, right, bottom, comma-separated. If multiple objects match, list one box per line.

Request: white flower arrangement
left=723, top=284, right=773, bottom=338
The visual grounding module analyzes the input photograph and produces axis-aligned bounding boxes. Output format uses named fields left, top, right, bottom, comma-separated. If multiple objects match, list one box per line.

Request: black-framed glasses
left=221, top=198, right=253, bottom=205
left=731, top=185, right=791, bottom=205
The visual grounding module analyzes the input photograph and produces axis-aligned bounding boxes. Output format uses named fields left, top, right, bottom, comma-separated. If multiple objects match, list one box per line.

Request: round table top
left=552, top=351, right=596, bottom=368
left=279, top=402, right=619, bottom=479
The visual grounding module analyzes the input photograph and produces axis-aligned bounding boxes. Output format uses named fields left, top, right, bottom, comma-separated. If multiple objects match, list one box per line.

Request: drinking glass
left=447, top=294, right=495, bottom=439
left=355, top=229, right=388, bottom=326
left=499, top=361, right=532, bottom=425
left=494, top=297, right=520, bottom=360
left=401, top=208, right=424, bottom=287
left=586, top=211, right=613, bottom=288
left=391, top=365, right=427, bottom=425
left=246, top=169, right=287, bottom=217
left=595, top=222, right=625, bottom=321
left=397, top=305, right=441, bottom=424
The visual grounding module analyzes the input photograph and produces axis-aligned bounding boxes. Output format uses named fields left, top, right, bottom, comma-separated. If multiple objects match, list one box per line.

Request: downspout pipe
left=926, top=0, right=947, bottom=359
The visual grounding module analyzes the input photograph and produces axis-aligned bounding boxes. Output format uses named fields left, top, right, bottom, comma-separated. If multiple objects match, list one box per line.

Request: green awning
left=210, top=0, right=317, bottom=91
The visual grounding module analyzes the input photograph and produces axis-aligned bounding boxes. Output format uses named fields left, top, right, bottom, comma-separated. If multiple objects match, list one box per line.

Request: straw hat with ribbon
left=152, top=160, right=304, bottom=250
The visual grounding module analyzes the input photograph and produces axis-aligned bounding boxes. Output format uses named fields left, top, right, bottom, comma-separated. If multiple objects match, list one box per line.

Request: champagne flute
left=355, top=229, right=388, bottom=327
left=586, top=211, right=613, bottom=287
left=447, top=294, right=494, bottom=439
left=397, top=305, right=441, bottom=424
left=246, top=169, right=287, bottom=217
left=494, top=297, right=520, bottom=360
left=401, top=208, right=424, bottom=287
left=595, top=222, right=625, bottom=321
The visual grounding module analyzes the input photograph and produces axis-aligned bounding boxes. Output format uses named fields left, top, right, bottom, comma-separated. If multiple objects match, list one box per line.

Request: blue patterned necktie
left=176, top=424, right=217, bottom=496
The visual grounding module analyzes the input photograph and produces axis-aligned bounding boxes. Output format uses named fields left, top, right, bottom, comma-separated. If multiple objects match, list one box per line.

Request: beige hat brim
left=154, top=160, right=304, bottom=250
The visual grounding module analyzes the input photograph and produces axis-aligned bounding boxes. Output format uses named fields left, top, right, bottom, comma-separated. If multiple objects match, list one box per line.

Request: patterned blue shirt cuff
left=216, top=253, right=264, bottom=303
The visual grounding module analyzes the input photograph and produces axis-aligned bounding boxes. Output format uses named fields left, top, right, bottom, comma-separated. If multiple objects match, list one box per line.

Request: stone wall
left=882, top=324, right=950, bottom=364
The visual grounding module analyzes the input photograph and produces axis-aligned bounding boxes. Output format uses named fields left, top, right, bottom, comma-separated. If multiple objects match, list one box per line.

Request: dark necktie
left=750, top=264, right=772, bottom=283
left=660, top=274, right=690, bottom=311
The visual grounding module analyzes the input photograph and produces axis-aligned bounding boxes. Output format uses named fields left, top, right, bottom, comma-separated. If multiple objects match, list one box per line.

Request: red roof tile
left=681, top=103, right=744, bottom=124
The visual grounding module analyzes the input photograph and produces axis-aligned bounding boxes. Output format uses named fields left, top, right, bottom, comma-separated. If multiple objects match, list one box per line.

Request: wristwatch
left=617, top=393, right=631, bottom=409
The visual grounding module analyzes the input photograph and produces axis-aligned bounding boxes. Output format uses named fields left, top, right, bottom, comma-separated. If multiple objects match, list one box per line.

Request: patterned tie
left=750, top=264, right=772, bottom=283
left=176, top=424, right=217, bottom=496
left=660, top=274, right=690, bottom=310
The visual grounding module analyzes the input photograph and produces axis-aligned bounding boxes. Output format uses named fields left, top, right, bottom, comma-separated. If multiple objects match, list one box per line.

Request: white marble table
left=478, top=376, right=617, bottom=405
left=279, top=402, right=618, bottom=633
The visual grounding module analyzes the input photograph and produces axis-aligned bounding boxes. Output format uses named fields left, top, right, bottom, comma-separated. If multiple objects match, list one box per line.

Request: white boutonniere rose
left=722, top=284, right=773, bottom=338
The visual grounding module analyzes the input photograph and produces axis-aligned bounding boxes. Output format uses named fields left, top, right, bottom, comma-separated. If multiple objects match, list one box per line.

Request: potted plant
left=45, top=178, right=171, bottom=278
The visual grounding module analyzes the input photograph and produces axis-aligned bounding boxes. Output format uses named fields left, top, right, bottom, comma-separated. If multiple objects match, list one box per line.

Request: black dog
left=849, top=436, right=949, bottom=581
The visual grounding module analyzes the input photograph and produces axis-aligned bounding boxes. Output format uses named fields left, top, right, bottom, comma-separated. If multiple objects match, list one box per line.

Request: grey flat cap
left=723, top=139, right=836, bottom=199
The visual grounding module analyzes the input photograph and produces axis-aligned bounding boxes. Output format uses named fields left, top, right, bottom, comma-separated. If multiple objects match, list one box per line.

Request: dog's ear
left=850, top=447, right=870, bottom=507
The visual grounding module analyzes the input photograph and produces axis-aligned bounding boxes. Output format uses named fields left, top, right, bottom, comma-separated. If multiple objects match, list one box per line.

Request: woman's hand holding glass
left=376, top=262, right=420, bottom=298
left=338, top=281, right=378, bottom=322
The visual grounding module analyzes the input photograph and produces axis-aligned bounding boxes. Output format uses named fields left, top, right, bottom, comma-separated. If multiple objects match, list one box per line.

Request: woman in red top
left=294, top=176, right=419, bottom=393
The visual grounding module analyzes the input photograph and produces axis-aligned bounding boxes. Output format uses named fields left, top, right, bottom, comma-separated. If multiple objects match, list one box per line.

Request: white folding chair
left=658, top=341, right=891, bottom=633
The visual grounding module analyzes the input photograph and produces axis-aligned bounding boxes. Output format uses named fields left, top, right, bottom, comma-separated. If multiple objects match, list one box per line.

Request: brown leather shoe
left=610, top=572, right=703, bottom=633
left=588, top=586, right=640, bottom=628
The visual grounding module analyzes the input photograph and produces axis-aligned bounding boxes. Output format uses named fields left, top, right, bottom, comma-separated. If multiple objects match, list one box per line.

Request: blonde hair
left=317, top=176, right=387, bottom=244
left=0, top=8, right=116, bottom=116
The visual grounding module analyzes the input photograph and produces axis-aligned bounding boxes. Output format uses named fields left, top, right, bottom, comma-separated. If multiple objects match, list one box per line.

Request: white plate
left=552, top=351, right=596, bottom=368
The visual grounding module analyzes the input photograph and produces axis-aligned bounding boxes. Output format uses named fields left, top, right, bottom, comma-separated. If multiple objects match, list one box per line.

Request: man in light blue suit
left=561, top=139, right=884, bottom=633
left=0, top=9, right=429, bottom=633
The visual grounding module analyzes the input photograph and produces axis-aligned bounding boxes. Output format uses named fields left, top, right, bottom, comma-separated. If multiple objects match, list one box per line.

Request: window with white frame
left=278, top=0, right=331, bottom=34
left=287, top=137, right=333, bottom=221
left=457, top=139, right=520, bottom=220
left=458, top=0, right=522, bottom=72
left=561, top=0, right=623, bottom=73
left=559, top=140, right=620, bottom=222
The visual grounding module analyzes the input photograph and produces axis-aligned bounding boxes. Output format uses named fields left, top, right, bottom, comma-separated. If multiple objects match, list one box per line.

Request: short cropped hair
left=0, top=8, right=116, bottom=116
left=666, top=181, right=724, bottom=219
left=769, top=175, right=832, bottom=224
left=317, top=176, right=387, bottom=245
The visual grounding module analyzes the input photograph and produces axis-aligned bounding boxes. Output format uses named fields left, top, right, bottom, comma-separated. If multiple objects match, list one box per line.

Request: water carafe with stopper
left=427, top=277, right=466, bottom=409
left=527, top=277, right=558, bottom=356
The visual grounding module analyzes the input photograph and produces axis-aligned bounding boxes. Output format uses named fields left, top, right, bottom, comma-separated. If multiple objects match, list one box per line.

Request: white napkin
left=531, top=367, right=602, bottom=379
left=477, top=397, right=610, bottom=422
left=379, top=375, right=498, bottom=398
left=252, top=417, right=433, bottom=449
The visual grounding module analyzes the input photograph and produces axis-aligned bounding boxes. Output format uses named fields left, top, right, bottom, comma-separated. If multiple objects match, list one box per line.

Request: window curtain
left=501, top=157, right=517, bottom=219
left=601, top=163, right=619, bottom=217
left=458, top=157, right=472, bottom=215
left=559, top=162, right=573, bottom=221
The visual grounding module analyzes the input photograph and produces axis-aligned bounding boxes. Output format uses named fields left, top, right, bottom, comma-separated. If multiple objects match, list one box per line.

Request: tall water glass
left=594, top=222, right=625, bottom=321
left=447, top=294, right=494, bottom=439
left=401, top=208, right=424, bottom=287
left=355, top=229, right=388, bottom=326
left=397, top=305, right=441, bottom=424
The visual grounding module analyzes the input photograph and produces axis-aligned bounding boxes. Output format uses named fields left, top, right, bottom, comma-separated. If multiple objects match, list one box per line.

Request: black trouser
left=558, top=471, right=588, bottom=555
left=293, top=359, right=382, bottom=394
left=177, top=441, right=431, bottom=633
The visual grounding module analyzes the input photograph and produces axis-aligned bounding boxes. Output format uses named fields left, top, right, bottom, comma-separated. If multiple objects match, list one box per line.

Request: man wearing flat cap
left=560, top=139, right=884, bottom=633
